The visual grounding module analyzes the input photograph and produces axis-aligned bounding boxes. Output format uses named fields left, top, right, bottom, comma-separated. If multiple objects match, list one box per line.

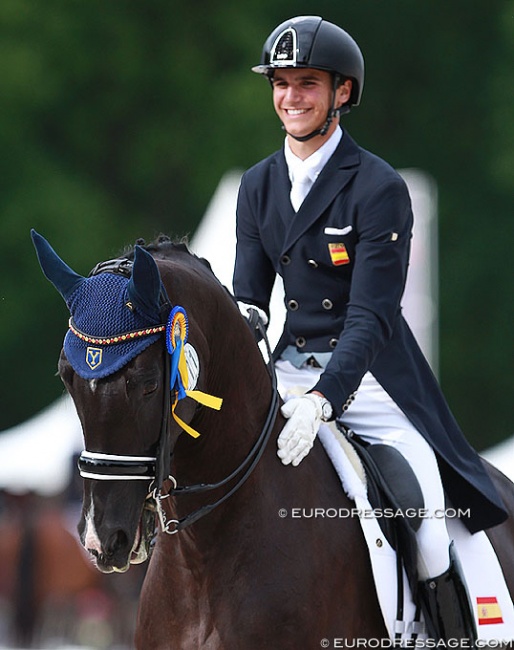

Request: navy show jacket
left=233, top=130, right=507, bottom=534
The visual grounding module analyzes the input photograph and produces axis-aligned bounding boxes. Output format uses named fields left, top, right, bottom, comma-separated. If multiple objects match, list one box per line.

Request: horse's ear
left=127, top=245, right=163, bottom=321
left=31, top=229, right=85, bottom=302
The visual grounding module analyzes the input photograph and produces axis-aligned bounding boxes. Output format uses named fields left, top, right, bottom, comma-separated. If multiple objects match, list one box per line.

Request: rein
left=76, top=259, right=279, bottom=534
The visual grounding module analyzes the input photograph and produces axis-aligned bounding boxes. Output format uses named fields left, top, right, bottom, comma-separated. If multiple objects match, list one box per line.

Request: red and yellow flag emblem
left=477, top=596, right=503, bottom=625
left=328, top=243, right=350, bottom=266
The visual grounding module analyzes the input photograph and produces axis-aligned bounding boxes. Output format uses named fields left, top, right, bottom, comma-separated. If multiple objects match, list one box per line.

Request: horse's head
left=32, top=231, right=237, bottom=573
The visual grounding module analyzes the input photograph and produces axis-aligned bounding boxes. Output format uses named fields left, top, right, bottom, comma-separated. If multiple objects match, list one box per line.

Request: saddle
left=339, top=425, right=424, bottom=598
left=322, top=423, right=514, bottom=641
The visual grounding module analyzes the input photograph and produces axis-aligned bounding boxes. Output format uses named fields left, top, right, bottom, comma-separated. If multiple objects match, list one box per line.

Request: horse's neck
left=164, top=335, right=279, bottom=561
left=173, top=327, right=275, bottom=485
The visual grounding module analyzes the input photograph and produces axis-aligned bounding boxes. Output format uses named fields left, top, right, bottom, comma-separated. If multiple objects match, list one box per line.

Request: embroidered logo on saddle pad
left=477, top=596, right=504, bottom=625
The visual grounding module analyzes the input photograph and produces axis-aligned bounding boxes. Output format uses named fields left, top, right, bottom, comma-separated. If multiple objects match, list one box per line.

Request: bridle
left=78, top=319, right=279, bottom=535
left=77, top=258, right=279, bottom=534
left=157, top=316, right=278, bottom=534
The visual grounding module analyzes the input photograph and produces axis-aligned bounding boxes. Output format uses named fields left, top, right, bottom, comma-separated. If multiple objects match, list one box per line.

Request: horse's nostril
left=105, top=529, right=129, bottom=558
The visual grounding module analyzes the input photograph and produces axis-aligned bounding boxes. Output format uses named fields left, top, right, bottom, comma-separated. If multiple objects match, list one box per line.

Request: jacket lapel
left=280, top=133, right=361, bottom=255
left=270, top=150, right=296, bottom=224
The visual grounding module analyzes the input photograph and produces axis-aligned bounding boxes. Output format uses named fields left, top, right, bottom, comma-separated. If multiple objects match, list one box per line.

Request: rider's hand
left=237, top=302, right=268, bottom=335
left=277, top=394, right=324, bottom=466
left=237, top=301, right=268, bottom=326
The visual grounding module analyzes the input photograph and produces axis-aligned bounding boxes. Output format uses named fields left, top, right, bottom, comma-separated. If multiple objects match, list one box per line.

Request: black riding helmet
left=252, top=16, right=365, bottom=141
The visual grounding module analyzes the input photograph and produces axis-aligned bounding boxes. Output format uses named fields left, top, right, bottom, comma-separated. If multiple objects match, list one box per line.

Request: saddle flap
left=366, top=443, right=425, bottom=532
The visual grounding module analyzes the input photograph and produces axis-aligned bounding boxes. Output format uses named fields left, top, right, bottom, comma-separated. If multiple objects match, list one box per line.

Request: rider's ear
left=335, top=79, right=352, bottom=110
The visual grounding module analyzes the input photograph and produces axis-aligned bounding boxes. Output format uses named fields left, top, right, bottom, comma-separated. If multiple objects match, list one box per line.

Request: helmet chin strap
left=282, top=105, right=348, bottom=142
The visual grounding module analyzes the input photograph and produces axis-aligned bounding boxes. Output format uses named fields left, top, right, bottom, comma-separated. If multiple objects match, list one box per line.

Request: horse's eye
left=143, top=381, right=158, bottom=396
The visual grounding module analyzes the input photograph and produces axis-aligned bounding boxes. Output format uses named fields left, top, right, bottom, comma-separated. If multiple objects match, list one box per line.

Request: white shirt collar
left=284, top=126, right=343, bottom=185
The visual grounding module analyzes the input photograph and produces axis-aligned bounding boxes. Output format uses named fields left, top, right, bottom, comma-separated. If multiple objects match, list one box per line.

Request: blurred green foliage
left=1, top=1, right=513, bottom=449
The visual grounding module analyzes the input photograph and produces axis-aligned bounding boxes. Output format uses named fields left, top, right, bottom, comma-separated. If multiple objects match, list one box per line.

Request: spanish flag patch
left=477, top=596, right=504, bottom=625
left=328, top=242, right=350, bottom=266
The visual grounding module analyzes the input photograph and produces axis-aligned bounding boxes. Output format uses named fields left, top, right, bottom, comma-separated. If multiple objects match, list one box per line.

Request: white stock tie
left=290, top=168, right=313, bottom=212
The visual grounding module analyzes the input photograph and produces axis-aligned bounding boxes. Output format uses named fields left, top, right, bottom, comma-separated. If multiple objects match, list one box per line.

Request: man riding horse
left=233, top=15, right=507, bottom=641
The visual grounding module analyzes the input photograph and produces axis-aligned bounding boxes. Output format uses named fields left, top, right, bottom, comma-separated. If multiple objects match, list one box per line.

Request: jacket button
left=322, top=298, right=333, bottom=310
left=296, top=336, right=306, bottom=348
left=281, top=255, right=291, bottom=265
left=329, top=338, right=338, bottom=349
left=288, top=299, right=299, bottom=311
left=307, top=259, right=318, bottom=268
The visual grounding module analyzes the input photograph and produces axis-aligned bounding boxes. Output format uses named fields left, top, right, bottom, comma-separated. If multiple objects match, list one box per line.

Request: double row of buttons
left=288, top=298, right=333, bottom=311
left=295, top=336, right=339, bottom=349
left=281, top=255, right=319, bottom=269
left=281, top=254, right=338, bottom=352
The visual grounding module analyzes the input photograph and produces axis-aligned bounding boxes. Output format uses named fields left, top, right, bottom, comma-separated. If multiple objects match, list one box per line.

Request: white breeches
left=276, top=360, right=451, bottom=579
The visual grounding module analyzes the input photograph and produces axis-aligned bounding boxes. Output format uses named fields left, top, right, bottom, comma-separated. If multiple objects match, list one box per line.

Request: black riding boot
left=417, top=543, right=477, bottom=643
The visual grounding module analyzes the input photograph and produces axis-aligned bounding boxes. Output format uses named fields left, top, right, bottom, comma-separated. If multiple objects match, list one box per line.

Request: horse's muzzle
left=81, top=503, right=156, bottom=574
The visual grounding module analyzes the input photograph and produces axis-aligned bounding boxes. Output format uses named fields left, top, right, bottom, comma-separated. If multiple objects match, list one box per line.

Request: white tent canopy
left=0, top=395, right=83, bottom=495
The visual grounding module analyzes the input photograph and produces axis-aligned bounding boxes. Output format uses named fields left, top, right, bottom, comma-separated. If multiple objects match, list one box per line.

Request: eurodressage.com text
left=277, top=507, right=471, bottom=520
left=320, top=639, right=514, bottom=648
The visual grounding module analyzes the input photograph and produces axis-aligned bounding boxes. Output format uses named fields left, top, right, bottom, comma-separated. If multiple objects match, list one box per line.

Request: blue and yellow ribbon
left=166, top=306, right=222, bottom=438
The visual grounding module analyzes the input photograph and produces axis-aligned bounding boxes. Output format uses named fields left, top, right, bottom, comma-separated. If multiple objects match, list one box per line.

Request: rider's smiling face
left=271, top=68, right=351, bottom=143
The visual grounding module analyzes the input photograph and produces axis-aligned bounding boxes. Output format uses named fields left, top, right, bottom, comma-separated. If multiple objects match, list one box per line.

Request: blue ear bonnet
left=31, top=230, right=167, bottom=380
left=64, top=273, right=163, bottom=379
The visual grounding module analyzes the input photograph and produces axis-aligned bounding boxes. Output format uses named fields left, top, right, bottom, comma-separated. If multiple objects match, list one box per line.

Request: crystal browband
left=69, top=318, right=166, bottom=346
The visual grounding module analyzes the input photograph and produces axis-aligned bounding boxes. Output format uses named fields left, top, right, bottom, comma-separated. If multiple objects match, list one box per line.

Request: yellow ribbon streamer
left=171, top=390, right=223, bottom=439
left=167, top=307, right=223, bottom=438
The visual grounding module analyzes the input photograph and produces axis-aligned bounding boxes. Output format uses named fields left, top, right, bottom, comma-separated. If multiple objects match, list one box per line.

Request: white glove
left=277, top=394, right=323, bottom=466
left=237, top=301, right=269, bottom=326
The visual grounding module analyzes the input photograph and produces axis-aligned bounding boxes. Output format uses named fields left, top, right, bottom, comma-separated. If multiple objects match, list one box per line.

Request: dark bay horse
left=32, top=231, right=514, bottom=649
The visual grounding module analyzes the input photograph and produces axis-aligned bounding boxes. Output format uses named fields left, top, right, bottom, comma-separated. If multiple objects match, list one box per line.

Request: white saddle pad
left=318, top=423, right=514, bottom=642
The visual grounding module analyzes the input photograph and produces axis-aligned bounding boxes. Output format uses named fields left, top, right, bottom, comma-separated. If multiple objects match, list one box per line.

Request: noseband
left=78, top=451, right=157, bottom=481
left=77, top=257, right=279, bottom=534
